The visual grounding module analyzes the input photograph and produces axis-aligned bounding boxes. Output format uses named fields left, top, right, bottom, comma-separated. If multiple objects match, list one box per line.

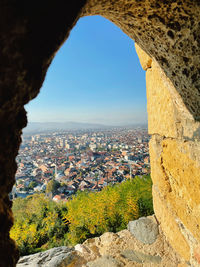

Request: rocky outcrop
left=17, top=216, right=184, bottom=267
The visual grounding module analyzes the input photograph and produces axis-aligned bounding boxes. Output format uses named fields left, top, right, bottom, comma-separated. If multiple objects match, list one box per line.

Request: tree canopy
left=11, top=174, right=153, bottom=255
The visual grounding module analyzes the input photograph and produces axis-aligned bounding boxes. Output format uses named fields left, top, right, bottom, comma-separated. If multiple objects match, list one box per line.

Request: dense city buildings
left=12, top=128, right=150, bottom=201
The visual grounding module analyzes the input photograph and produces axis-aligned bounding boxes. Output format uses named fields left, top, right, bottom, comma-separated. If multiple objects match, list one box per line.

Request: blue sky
left=26, top=15, right=147, bottom=126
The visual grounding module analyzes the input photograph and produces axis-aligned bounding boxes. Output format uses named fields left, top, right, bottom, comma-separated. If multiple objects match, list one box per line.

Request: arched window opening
left=11, top=16, right=153, bottom=257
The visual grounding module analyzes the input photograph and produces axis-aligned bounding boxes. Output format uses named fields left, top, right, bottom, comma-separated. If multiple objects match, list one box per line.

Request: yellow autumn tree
left=10, top=193, right=68, bottom=255
left=63, top=175, right=153, bottom=245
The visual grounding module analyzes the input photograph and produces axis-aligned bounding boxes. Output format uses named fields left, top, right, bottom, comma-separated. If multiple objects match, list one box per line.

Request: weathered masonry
left=0, top=1, right=199, bottom=266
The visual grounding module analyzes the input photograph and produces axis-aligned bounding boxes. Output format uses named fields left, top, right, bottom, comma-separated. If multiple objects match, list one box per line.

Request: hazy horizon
left=27, top=120, right=147, bottom=124
left=25, top=121, right=147, bottom=129
left=27, top=119, right=147, bottom=126
left=23, top=121, right=148, bottom=134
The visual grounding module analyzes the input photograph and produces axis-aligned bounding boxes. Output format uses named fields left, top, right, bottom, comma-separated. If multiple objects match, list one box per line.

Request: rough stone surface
left=146, top=58, right=200, bottom=140
left=17, top=217, right=185, bottom=266
left=78, top=219, right=182, bottom=267
left=86, top=255, right=122, bottom=267
left=136, top=44, right=200, bottom=264
left=194, top=246, right=200, bottom=265
left=0, top=1, right=86, bottom=266
left=71, top=217, right=183, bottom=266
left=149, top=133, right=200, bottom=263
left=17, top=247, right=86, bottom=267
left=152, top=187, right=191, bottom=261
left=121, top=250, right=161, bottom=264
left=135, top=44, right=152, bottom=71
left=146, top=61, right=179, bottom=138
left=75, top=244, right=90, bottom=255
left=0, top=0, right=199, bottom=266
left=128, top=217, right=159, bottom=245
left=136, top=38, right=200, bottom=141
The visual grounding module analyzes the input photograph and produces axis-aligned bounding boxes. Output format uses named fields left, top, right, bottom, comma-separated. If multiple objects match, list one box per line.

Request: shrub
left=10, top=194, right=68, bottom=256
left=11, top=175, right=153, bottom=255
left=63, top=174, right=153, bottom=245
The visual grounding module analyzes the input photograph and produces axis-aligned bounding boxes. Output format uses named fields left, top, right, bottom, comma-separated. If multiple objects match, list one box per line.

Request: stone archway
left=0, top=1, right=199, bottom=266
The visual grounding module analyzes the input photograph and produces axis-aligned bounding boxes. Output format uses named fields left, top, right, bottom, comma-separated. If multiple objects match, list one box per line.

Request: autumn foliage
left=10, top=175, right=153, bottom=255
left=63, top=174, right=153, bottom=245
left=10, top=194, right=68, bottom=255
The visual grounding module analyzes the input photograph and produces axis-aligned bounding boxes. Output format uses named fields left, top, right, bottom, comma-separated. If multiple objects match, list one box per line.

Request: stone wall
left=0, top=1, right=87, bottom=266
left=0, top=1, right=199, bottom=266
left=136, top=44, right=200, bottom=265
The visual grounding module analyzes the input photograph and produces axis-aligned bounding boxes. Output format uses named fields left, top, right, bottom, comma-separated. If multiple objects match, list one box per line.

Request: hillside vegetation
left=11, top=175, right=153, bottom=255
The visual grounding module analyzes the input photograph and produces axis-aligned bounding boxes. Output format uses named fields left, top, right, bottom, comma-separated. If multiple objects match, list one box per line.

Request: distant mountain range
left=23, top=121, right=109, bottom=133
left=23, top=121, right=147, bottom=133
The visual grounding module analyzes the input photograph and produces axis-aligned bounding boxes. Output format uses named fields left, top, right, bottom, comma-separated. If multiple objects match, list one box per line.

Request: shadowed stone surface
left=86, top=255, right=122, bottom=267
left=121, top=250, right=162, bottom=264
left=128, top=217, right=159, bottom=245
left=0, top=1, right=86, bottom=266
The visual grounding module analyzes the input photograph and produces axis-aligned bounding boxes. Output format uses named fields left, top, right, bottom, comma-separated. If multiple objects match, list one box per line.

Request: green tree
left=94, top=173, right=99, bottom=186
left=29, top=181, right=37, bottom=189
left=11, top=193, right=68, bottom=256
left=11, top=175, right=153, bottom=255
left=46, top=179, right=60, bottom=195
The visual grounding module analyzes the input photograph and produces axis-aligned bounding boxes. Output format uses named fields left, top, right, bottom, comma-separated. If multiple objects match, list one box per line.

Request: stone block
left=86, top=256, right=122, bottom=267
left=194, top=245, right=200, bottom=264
left=150, top=134, right=200, bottom=249
left=127, top=217, right=159, bottom=244
left=149, top=136, right=172, bottom=196
left=160, top=138, right=200, bottom=242
left=135, top=43, right=152, bottom=71
left=75, top=244, right=90, bottom=254
left=153, top=187, right=190, bottom=261
left=121, top=249, right=161, bottom=264
left=177, top=264, right=190, bottom=267
left=146, top=61, right=178, bottom=138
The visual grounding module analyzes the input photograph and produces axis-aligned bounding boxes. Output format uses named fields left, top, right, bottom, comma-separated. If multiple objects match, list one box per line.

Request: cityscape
left=12, top=127, right=150, bottom=202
